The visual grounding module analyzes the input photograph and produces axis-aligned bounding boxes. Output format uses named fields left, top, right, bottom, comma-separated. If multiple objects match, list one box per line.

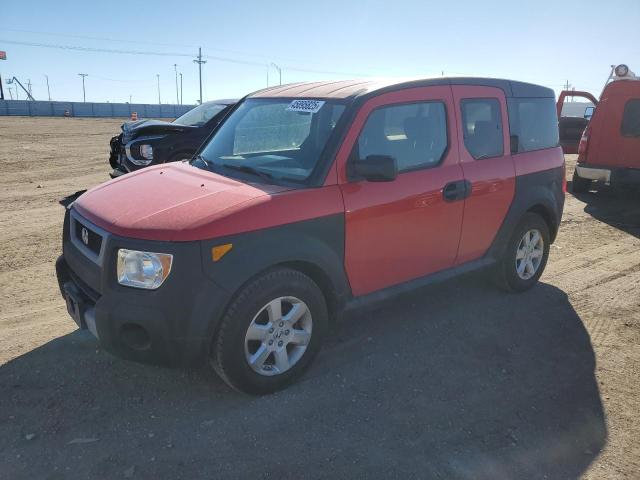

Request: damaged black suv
left=109, top=99, right=236, bottom=178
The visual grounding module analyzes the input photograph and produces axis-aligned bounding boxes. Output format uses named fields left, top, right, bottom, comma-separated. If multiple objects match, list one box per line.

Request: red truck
left=57, top=77, right=564, bottom=394
left=557, top=64, right=640, bottom=192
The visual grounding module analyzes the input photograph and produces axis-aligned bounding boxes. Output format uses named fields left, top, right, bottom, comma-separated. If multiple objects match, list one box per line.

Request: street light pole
left=44, top=74, right=51, bottom=101
left=179, top=73, right=183, bottom=105
left=156, top=74, right=161, bottom=104
left=78, top=73, right=88, bottom=102
left=270, top=63, right=282, bottom=85
left=174, top=64, right=179, bottom=105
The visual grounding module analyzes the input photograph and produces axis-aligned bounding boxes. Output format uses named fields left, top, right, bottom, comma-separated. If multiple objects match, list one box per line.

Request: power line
left=0, top=39, right=192, bottom=57
left=1, top=27, right=342, bottom=65
left=0, top=38, right=373, bottom=77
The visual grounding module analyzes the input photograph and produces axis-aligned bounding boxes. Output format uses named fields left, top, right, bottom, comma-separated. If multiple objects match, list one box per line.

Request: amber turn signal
left=211, top=243, right=233, bottom=262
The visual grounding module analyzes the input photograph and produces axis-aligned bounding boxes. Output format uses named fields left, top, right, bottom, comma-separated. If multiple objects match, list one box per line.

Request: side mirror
left=352, top=155, right=398, bottom=182
left=583, top=106, right=595, bottom=120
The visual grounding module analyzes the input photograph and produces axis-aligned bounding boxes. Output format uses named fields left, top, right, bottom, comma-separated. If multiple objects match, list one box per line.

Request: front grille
left=74, top=218, right=103, bottom=256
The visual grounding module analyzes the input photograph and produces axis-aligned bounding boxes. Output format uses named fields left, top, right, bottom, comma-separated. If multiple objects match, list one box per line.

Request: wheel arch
left=486, top=172, right=564, bottom=260
left=526, top=203, right=559, bottom=242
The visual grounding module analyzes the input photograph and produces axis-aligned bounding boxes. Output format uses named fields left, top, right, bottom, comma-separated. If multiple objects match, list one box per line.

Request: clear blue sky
left=1, top=0, right=638, bottom=104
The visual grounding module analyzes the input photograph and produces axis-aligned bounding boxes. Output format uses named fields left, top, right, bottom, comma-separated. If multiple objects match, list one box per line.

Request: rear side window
left=356, top=101, right=448, bottom=172
left=507, top=97, right=559, bottom=153
left=461, top=98, right=504, bottom=159
left=621, top=99, right=640, bottom=137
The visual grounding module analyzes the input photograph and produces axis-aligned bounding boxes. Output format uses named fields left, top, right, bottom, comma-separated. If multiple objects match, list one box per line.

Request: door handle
left=443, top=180, right=471, bottom=202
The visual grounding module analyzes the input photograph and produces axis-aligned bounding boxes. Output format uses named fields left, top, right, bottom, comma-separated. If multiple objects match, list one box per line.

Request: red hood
left=74, top=163, right=293, bottom=241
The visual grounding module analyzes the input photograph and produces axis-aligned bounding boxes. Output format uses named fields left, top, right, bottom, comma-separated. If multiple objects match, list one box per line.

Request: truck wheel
left=211, top=268, right=328, bottom=395
left=495, top=213, right=550, bottom=292
left=572, top=170, right=592, bottom=193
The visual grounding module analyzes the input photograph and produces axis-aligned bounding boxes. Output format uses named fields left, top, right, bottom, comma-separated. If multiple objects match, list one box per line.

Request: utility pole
left=156, top=74, right=161, bottom=104
left=193, top=47, right=206, bottom=104
left=129, top=94, right=132, bottom=104
left=270, top=63, right=282, bottom=85
left=179, top=73, right=183, bottom=105
left=78, top=73, right=88, bottom=102
left=174, top=64, right=179, bottom=104
left=44, top=75, right=51, bottom=101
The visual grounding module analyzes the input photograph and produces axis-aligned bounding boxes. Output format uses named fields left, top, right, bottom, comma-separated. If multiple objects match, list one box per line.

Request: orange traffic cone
left=131, top=112, right=138, bottom=121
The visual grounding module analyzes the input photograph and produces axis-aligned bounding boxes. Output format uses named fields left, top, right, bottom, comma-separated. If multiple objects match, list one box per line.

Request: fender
left=486, top=166, right=564, bottom=260
left=200, top=214, right=351, bottom=304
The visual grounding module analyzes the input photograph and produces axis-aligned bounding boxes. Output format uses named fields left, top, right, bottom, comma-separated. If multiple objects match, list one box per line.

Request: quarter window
left=356, top=102, right=448, bottom=172
left=621, top=99, right=640, bottom=137
left=461, top=98, right=504, bottom=159
left=507, top=97, right=559, bottom=153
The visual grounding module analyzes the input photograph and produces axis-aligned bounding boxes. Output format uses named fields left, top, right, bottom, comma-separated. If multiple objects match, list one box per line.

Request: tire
left=495, top=212, right=550, bottom=292
left=572, top=170, right=592, bottom=193
left=211, top=268, right=328, bottom=395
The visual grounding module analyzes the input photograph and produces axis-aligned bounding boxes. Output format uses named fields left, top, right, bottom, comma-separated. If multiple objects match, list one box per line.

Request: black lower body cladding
left=56, top=209, right=348, bottom=367
left=487, top=166, right=565, bottom=260
left=57, top=210, right=233, bottom=366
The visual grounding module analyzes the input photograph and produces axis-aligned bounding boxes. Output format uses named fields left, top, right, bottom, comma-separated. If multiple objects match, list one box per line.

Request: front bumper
left=56, top=209, right=232, bottom=367
left=576, top=165, right=640, bottom=185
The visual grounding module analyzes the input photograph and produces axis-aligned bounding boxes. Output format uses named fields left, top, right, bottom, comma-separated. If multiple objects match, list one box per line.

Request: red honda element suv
left=56, top=78, right=565, bottom=394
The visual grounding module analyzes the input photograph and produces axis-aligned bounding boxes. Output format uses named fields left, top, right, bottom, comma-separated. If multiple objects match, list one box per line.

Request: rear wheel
left=211, top=268, right=328, bottom=395
left=572, top=170, right=592, bottom=193
left=495, top=213, right=550, bottom=292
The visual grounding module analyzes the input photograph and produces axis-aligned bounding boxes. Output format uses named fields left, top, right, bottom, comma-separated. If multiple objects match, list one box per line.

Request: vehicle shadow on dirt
left=0, top=277, right=605, bottom=479
left=569, top=181, right=640, bottom=238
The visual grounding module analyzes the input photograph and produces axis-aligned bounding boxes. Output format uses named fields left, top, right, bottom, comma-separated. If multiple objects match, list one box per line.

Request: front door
left=336, top=86, right=465, bottom=297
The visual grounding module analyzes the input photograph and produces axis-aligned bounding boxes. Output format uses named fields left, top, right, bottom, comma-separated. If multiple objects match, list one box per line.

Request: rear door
left=335, top=86, right=465, bottom=297
left=452, top=86, right=515, bottom=264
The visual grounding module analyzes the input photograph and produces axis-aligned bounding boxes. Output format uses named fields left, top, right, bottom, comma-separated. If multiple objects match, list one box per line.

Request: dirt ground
left=0, top=117, right=638, bottom=479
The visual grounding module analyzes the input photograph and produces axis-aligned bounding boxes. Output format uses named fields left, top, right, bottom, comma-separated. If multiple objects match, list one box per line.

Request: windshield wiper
left=190, top=154, right=211, bottom=169
left=221, top=163, right=275, bottom=182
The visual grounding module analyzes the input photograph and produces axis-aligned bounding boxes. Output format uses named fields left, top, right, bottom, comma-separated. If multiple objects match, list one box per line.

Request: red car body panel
left=452, top=86, right=516, bottom=265
left=585, top=81, right=640, bottom=169
left=334, top=86, right=466, bottom=296
left=74, top=163, right=344, bottom=241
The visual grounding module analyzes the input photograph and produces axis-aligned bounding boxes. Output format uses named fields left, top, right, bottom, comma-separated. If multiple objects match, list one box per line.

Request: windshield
left=196, top=98, right=346, bottom=183
left=174, top=103, right=227, bottom=126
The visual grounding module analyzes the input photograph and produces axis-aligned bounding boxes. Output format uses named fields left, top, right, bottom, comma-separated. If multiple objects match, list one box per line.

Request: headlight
left=139, top=144, right=154, bottom=160
left=126, top=143, right=153, bottom=166
left=117, top=249, right=173, bottom=290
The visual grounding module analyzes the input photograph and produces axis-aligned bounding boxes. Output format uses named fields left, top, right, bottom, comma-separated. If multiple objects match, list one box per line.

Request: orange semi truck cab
left=558, top=64, right=640, bottom=192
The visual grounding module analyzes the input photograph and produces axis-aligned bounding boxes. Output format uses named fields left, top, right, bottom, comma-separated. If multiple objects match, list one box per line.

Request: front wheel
left=495, top=213, right=550, bottom=292
left=211, top=268, right=328, bottom=395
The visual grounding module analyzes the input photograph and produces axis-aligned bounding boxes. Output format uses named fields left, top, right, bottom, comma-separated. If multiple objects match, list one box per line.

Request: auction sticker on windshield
left=286, top=99, right=325, bottom=114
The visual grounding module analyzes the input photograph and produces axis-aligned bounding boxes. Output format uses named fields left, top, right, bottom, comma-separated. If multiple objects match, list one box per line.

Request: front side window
left=197, top=99, right=345, bottom=183
left=461, top=98, right=504, bottom=159
left=355, top=101, right=447, bottom=172
left=507, top=97, right=559, bottom=153
left=621, top=99, right=640, bottom=137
